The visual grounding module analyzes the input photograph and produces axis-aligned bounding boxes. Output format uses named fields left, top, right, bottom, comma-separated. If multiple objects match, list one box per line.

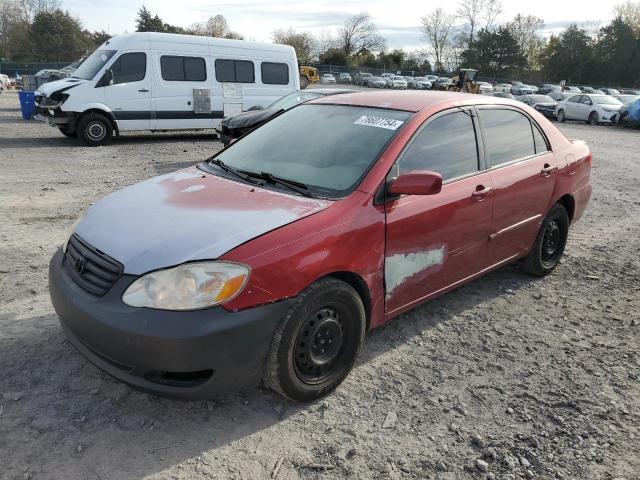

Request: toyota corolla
left=49, top=91, right=592, bottom=402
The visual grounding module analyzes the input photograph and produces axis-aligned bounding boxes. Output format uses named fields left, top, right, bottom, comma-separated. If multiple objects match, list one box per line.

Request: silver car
left=368, top=76, right=387, bottom=88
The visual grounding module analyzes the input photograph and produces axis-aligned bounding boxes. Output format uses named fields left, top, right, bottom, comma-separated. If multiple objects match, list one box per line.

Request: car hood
left=221, top=108, right=279, bottom=130
left=534, top=103, right=557, bottom=108
left=74, top=167, right=332, bottom=275
left=596, top=103, right=622, bottom=109
left=36, top=77, right=87, bottom=96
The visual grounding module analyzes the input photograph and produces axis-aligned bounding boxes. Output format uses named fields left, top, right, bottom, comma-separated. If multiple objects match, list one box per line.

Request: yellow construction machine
left=448, top=68, right=481, bottom=94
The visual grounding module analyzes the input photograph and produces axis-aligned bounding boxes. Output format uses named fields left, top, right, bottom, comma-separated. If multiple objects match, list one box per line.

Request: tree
left=273, top=28, right=315, bottom=64
left=541, top=25, right=593, bottom=84
left=614, top=1, right=640, bottom=35
left=460, top=27, right=526, bottom=75
left=189, top=14, right=242, bottom=39
left=318, top=47, right=350, bottom=66
left=505, top=14, right=545, bottom=69
left=456, top=0, right=503, bottom=48
left=86, top=29, right=111, bottom=48
left=337, top=13, right=385, bottom=57
left=135, top=5, right=184, bottom=34
left=30, top=9, right=89, bottom=61
left=593, top=16, right=639, bottom=86
left=421, top=8, right=455, bottom=73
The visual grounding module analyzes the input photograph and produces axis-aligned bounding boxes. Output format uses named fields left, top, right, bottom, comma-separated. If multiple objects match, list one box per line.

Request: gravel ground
left=0, top=90, right=639, bottom=480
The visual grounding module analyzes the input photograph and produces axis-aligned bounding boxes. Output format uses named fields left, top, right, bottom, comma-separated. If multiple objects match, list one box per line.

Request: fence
left=0, top=61, right=75, bottom=76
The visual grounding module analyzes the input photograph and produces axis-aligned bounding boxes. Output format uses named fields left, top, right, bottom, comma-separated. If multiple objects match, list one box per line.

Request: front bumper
left=35, top=106, right=75, bottom=129
left=49, top=249, right=293, bottom=399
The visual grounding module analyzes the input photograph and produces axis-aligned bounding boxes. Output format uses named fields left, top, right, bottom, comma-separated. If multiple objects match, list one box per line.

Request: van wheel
left=58, top=127, right=77, bottom=138
left=557, top=109, right=566, bottom=122
left=264, top=278, right=365, bottom=402
left=588, top=111, right=599, bottom=125
left=300, top=75, right=309, bottom=89
left=77, top=113, right=113, bottom=146
left=522, top=203, right=569, bottom=277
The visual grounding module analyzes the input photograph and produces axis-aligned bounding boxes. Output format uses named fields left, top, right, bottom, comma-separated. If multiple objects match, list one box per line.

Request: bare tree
left=614, top=1, right=640, bottom=34
left=456, top=0, right=502, bottom=47
left=273, top=28, right=316, bottom=64
left=421, top=8, right=455, bottom=73
left=484, top=0, right=502, bottom=31
left=505, top=14, right=545, bottom=65
left=337, top=13, right=386, bottom=57
left=189, top=14, right=243, bottom=39
left=314, top=28, right=337, bottom=58
left=580, top=20, right=602, bottom=39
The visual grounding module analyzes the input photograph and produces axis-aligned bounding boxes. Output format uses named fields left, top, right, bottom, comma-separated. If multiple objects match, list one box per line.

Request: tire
left=58, top=127, right=77, bottom=138
left=77, top=112, right=113, bottom=146
left=557, top=109, right=566, bottom=122
left=264, top=278, right=366, bottom=402
left=521, top=203, right=569, bottom=277
left=588, top=111, right=599, bottom=125
left=300, top=75, right=309, bottom=90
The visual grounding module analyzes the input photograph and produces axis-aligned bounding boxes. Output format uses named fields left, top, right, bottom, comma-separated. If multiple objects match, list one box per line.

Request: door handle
left=138, top=89, right=149, bottom=92
left=541, top=164, right=558, bottom=175
left=472, top=185, right=492, bottom=198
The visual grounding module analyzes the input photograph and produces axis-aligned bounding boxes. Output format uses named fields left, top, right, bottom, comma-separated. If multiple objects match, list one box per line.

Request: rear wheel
left=588, top=111, right=599, bottom=125
left=522, top=203, right=569, bottom=277
left=77, top=112, right=113, bottom=146
left=300, top=75, right=309, bottom=89
left=264, top=278, right=365, bottom=402
left=557, top=109, right=566, bottom=122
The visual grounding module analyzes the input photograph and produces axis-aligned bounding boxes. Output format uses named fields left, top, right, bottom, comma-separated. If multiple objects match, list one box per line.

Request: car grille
left=63, top=234, right=123, bottom=295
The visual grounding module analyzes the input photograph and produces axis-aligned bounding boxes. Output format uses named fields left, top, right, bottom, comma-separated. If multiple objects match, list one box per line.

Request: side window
left=110, top=52, right=146, bottom=84
left=580, top=96, right=592, bottom=105
left=399, top=111, right=479, bottom=181
left=160, top=56, right=206, bottom=81
left=261, top=62, right=289, bottom=85
left=215, top=59, right=254, bottom=83
left=532, top=124, right=549, bottom=154
left=480, top=109, right=536, bottom=167
left=568, top=95, right=581, bottom=103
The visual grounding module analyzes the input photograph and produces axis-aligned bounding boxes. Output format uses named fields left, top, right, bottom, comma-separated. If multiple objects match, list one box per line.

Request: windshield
left=529, top=95, right=554, bottom=103
left=207, top=104, right=411, bottom=197
left=269, top=91, right=323, bottom=111
left=592, top=95, right=622, bottom=105
left=72, top=49, right=116, bottom=80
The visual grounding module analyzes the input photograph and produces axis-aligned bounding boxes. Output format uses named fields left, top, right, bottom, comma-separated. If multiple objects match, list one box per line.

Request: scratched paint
left=385, top=246, right=446, bottom=298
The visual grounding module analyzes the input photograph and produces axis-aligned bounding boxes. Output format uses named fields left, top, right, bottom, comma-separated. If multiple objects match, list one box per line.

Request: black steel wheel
left=58, top=127, right=77, bottom=138
left=522, top=203, right=569, bottom=277
left=264, top=278, right=365, bottom=402
left=77, top=112, right=113, bottom=146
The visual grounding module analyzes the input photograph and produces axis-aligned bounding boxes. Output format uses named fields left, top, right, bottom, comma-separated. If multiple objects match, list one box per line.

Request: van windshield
left=204, top=104, right=411, bottom=198
left=71, top=50, right=116, bottom=80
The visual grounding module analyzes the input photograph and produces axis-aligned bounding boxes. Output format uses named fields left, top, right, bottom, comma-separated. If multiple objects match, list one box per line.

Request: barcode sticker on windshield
left=353, top=115, right=404, bottom=130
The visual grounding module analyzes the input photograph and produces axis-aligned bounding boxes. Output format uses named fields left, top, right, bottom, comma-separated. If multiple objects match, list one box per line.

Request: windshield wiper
left=246, top=171, right=315, bottom=198
left=207, top=158, right=260, bottom=185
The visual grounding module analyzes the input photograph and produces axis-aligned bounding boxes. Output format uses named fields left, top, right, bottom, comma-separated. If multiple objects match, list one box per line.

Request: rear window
left=480, top=109, right=536, bottom=166
left=215, top=59, right=255, bottom=83
left=161, top=56, right=206, bottom=81
left=261, top=62, right=289, bottom=85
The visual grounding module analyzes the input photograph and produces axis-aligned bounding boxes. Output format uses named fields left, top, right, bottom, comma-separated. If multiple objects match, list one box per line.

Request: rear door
left=104, top=51, right=150, bottom=130
left=477, top=107, right=557, bottom=266
left=384, top=109, right=494, bottom=314
left=563, top=95, right=582, bottom=119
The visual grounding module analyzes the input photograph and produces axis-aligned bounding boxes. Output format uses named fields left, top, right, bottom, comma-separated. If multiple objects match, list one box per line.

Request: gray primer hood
left=75, top=167, right=331, bottom=275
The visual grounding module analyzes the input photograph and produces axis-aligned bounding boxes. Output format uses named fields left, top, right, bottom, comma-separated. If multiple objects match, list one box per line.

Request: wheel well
left=327, top=272, right=372, bottom=331
left=558, top=194, right=575, bottom=221
left=78, top=109, right=118, bottom=132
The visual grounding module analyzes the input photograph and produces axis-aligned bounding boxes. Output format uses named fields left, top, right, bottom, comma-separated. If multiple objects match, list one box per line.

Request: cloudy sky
left=62, top=0, right=619, bottom=50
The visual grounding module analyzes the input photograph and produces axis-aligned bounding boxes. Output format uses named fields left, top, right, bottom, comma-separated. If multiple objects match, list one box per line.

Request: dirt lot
left=0, top=90, right=638, bottom=480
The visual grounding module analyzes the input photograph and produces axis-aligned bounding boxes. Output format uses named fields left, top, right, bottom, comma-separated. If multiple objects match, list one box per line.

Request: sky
left=62, top=0, right=621, bottom=50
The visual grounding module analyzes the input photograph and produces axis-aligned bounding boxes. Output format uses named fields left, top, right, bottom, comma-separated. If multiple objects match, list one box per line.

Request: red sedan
left=49, top=91, right=591, bottom=402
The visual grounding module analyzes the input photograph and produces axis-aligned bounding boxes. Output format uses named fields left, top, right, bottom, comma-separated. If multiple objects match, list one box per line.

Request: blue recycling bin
left=18, top=91, right=36, bottom=120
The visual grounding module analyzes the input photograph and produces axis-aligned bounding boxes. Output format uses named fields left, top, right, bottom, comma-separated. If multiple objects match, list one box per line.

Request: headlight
left=122, top=261, right=250, bottom=310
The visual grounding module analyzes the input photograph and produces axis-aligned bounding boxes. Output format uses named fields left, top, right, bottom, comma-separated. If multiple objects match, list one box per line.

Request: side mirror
left=388, top=170, right=442, bottom=197
left=95, top=69, right=113, bottom=88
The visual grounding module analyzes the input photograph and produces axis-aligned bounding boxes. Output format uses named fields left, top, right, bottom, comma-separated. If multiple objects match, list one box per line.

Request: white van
left=34, top=32, right=299, bottom=145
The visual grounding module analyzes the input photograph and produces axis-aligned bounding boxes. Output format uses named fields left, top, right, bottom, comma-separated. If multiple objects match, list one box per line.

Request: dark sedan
left=216, top=88, right=354, bottom=146
left=515, top=94, right=558, bottom=118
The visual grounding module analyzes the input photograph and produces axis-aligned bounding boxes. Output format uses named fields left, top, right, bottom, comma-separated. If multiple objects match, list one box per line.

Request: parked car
left=580, top=87, right=604, bottom=94
left=516, top=94, right=558, bottom=118
left=613, top=94, right=640, bottom=105
left=338, top=72, right=352, bottom=84
left=388, top=75, right=407, bottom=89
left=600, top=88, right=620, bottom=95
left=539, top=84, right=562, bottom=95
left=49, top=91, right=592, bottom=402
left=617, top=97, right=640, bottom=128
left=216, top=88, right=354, bottom=146
left=367, top=76, right=387, bottom=88
left=0, top=73, right=10, bottom=88
left=526, top=84, right=539, bottom=93
left=511, top=83, right=533, bottom=95
left=434, top=77, right=453, bottom=89
left=34, top=69, right=68, bottom=81
left=34, top=32, right=300, bottom=145
left=355, top=72, right=373, bottom=86
left=562, top=85, right=582, bottom=94
left=556, top=94, right=623, bottom=125
left=403, top=76, right=414, bottom=85
left=410, top=77, right=432, bottom=89
left=621, top=89, right=640, bottom=95
left=490, top=92, right=515, bottom=99
left=321, top=73, right=337, bottom=84
left=494, top=83, right=513, bottom=93
left=477, top=81, right=494, bottom=94
left=548, top=92, right=575, bottom=102
left=425, top=75, right=439, bottom=83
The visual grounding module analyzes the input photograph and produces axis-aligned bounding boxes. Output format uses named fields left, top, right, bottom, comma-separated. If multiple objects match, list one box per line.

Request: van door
left=103, top=52, right=151, bottom=131
left=153, top=54, right=213, bottom=130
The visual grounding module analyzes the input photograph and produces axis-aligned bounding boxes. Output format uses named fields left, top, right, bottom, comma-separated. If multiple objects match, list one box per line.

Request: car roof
left=309, top=90, right=517, bottom=112
left=305, top=88, right=356, bottom=95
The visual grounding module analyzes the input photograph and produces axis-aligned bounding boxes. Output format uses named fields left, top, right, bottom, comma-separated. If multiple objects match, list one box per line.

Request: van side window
left=480, top=109, right=536, bottom=167
left=399, top=111, right=479, bottom=181
left=161, top=56, right=206, bottom=81
left=110, top=52, right=146, bottom=84
left=215, top=59, right=255, bottom=83
left=261, top=62, right=289, bottom=85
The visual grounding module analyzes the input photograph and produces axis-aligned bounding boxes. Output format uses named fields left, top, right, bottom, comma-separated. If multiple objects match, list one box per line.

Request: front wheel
left=264, top=278, right=365, bottom=402
left=521, top=203, right=569, bottom=277
left=58, top=127, right=77, bottom=138
left=557, top=109, right=566, bottom=122
left=77, top=112, right=113, bottom=146
left=588, top=111, right=599, bottom=125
